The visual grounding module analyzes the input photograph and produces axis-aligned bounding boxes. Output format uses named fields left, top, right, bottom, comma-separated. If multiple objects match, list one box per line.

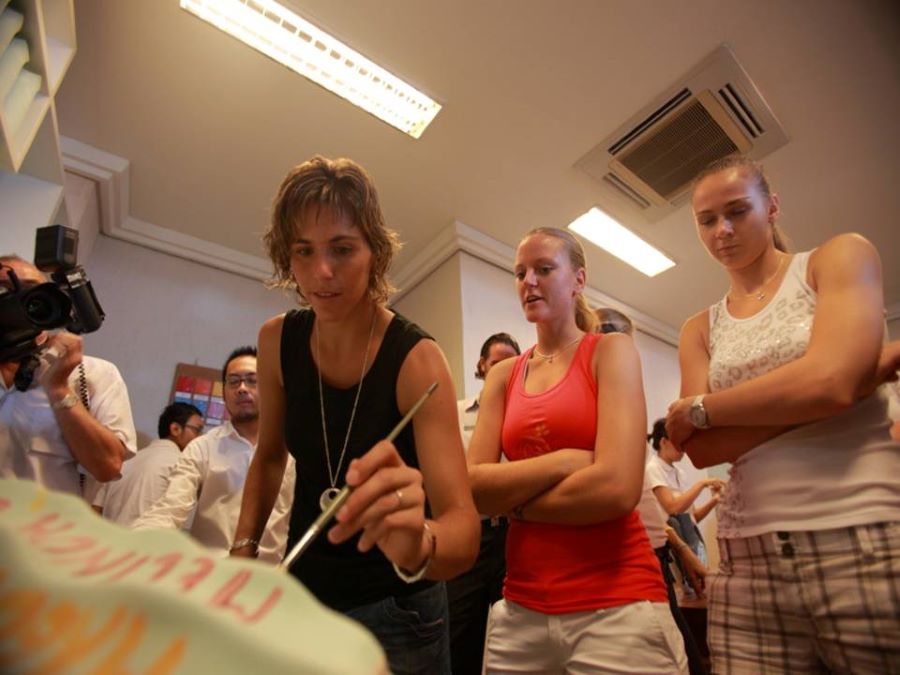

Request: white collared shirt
left=457, top=396, right=479, bottom=452
left=93, top=438, right=183, bottom=527
left=0, top=355, right=137, bottom=496
left=645, top=453, right=686, bottom=492
left=133, top=421, right=294, bottom=563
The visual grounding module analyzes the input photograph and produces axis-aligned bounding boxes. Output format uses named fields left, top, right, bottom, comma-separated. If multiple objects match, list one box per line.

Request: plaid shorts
left=708, top=522, right=900, bottom=674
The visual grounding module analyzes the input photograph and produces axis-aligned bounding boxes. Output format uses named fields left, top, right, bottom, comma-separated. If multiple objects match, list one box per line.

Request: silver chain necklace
left=316, top=308, right=378, bottom=511
left=532, top=334, right=582, bottom=363
left=731, top=253, right=786, bottom=302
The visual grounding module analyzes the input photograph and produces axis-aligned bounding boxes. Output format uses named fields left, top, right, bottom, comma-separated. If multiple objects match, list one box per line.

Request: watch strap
left=51, top=392, right=79, bottom=410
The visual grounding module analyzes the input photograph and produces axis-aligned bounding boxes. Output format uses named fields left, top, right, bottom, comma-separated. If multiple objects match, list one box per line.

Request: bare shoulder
left=259, top=313, right=287, bottom=342
left=402, top=336, right=447, bottom=374
left=680, top=309, right=710, bottom=350
left=808, top=233, right=882, bottom=289
left=398, top=338, right=455, bottom=405
left=483, top=354, right=517, bottom=392
left=810, top=233, right=879, bottom=268
left=593, top=332, right=638, bottom=371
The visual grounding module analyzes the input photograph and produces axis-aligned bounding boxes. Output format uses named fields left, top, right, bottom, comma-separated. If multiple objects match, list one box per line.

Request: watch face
left=689, top=403, right=707, bottom=428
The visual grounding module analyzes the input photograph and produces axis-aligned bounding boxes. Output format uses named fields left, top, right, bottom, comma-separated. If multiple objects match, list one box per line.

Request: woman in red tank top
left=468, top=227, right=686, bottom=673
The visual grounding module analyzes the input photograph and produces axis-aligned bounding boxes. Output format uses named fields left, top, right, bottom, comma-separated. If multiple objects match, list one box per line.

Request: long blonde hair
left=521, top=227, right=598, bottom=333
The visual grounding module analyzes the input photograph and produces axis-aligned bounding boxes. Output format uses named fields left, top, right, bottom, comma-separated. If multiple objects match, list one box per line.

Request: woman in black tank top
left=232, top=156, right=479, bottom=675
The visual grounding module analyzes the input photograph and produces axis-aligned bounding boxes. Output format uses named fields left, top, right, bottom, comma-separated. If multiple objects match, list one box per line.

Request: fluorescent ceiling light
left=180, top=0, right=442, bottom=138
left=568, top=208, right=675, bottom=277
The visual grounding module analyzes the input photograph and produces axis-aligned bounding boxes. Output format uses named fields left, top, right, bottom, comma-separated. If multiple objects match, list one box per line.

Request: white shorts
left=483, top=598, right=687, bottom=674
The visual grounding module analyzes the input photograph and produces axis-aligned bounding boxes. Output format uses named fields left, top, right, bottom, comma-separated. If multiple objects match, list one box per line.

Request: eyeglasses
left=182, top=423, right=204, bottom=435
left=225, top=374, right=258, bottom=388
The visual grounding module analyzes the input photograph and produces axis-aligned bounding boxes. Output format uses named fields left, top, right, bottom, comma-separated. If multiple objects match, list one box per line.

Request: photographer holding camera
left=0, top=254, right=136, bottom=498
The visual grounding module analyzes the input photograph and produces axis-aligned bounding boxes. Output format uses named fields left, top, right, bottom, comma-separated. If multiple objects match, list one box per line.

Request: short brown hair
left=264, top=156, right=401, bottom=304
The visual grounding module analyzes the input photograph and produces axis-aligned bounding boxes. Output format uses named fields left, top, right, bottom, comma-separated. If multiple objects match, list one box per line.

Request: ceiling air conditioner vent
left=608, top=89, right=692, bottom=155
left=602, top=173, right=652, bottom=209
left=576, top=45, right=788, bottom=222
left=719, top=83, right=763, bottom=138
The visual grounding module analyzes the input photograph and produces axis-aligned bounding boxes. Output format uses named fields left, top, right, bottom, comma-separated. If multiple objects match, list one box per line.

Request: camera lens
left=23, top=285, right=71, bottom=328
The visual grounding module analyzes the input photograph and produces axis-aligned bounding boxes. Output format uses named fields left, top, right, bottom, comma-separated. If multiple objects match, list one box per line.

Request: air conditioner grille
left=602, top=173, right=652, bottom=209
left=608, top=88, right=692, bottom=156
left=719, top=84, right=763, bottom=138
left=617, top=99, right=738, bottom=199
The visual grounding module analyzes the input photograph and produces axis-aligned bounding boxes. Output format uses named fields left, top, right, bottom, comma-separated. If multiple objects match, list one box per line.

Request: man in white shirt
left=134, top=347, right=294, bottom=563
left=94, top=402, right=204, bottom=526
left=0, top=256, right=136, bottom=498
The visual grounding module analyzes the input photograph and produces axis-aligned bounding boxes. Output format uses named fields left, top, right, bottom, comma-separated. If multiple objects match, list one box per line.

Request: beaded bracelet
left=230, top=538, right=259, bottom=555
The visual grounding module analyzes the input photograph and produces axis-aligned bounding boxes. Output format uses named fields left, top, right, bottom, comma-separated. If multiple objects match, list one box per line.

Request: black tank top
left=281, top=309, right=434, bottom=610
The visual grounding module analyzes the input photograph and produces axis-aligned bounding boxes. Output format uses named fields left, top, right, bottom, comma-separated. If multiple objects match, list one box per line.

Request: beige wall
left=391, top=254, right=465, bottom=399
left=82, top=235, right=293, bottom=441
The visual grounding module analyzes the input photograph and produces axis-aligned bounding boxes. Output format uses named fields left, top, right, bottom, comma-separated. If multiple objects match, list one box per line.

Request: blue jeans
left=447, top=518, right=507, bottom=674
left=345, top=582, right=451, bottom=675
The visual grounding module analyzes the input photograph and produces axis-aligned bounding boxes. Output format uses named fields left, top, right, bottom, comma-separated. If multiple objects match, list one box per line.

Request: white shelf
left=40, top=0, right=76, bottom=94
left=44, top=35, right=74, bottom=95
left=0, top=0, right=74, bottom=236
left=1, top=92, right=50, bottom=172
left=0, top=169, right=64, bottom=229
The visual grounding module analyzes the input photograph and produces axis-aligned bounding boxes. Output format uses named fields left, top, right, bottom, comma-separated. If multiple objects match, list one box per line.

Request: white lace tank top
left=708, top=251, right=900, bottom=538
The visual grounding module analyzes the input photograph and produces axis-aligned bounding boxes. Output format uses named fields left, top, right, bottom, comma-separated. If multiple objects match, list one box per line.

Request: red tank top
left=501, top=333, right=666, bottom=613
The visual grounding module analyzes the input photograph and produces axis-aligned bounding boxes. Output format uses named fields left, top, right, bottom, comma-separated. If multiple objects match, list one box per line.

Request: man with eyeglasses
left=135, top=346, right=294, bottom=563
left=93, top=402, right=205, bottom=527
left=0, top=255, right=137, bottom=500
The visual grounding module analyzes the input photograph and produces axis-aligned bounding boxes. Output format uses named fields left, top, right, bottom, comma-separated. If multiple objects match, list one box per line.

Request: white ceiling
left=55, top=0, right=900, bottom=333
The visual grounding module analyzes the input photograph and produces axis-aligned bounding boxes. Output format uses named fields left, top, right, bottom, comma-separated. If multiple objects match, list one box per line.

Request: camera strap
left=77, top=363, right=90, bottom=409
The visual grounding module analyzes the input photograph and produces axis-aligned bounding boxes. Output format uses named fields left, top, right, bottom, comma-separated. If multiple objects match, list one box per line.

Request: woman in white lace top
left=664, top=155, right=900, bottom=674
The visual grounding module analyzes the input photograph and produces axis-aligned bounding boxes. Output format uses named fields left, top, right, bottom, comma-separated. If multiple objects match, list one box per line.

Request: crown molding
left=60, top=137, right=273, bottom=280
left=60, top=137, right=679, bottom=345
left=393, top=220, right=680, bottom=346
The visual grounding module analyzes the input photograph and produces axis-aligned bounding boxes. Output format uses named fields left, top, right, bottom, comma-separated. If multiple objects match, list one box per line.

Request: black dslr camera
left=0, top=225, right=105, bottom=362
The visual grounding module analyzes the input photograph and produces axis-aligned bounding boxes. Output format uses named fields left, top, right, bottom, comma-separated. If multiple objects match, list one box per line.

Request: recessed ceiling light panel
left=181, top=0, right=442, bottom=138
left=568, top=208, right=676, bottom=277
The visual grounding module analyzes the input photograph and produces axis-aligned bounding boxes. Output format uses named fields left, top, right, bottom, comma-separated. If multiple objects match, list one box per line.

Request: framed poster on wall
left=169, top=363, right=228, bottom=430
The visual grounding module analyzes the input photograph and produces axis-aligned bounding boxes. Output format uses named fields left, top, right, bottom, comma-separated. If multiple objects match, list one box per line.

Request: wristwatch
left=689, top=395, right=711, bottom=429
left=51, top=392, right=79, bottom=410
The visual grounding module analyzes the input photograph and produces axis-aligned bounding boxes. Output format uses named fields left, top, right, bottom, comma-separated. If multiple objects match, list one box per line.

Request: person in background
left=135, top=347, right=295, bottom=563
left=594, top=306, right=634, bottom=336
left=231, top=156, right=479, bottom=674
left=450, top=332, right=520, bottom=675
left=469, top=228, right=685, bottom=673
left=666, top=155, right=900, bottom=673
left=596, top=306, right=709, bottom=674
left=457, top=333, right=521, bottom=447
left=94, top=402, right=204, bottom=526
left=0, top=255, right=136, bottom=501
left=646, top=418, right=724, bottom=573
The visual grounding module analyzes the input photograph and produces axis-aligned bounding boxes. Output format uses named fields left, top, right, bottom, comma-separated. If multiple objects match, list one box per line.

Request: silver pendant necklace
left=732, top=253, right=786, bottom=302
left=316, top=308, right=378, bottom=511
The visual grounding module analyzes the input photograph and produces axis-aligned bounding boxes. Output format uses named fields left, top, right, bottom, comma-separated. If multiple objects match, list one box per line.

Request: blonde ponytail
left=575, top=294, right=598, bottom=333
